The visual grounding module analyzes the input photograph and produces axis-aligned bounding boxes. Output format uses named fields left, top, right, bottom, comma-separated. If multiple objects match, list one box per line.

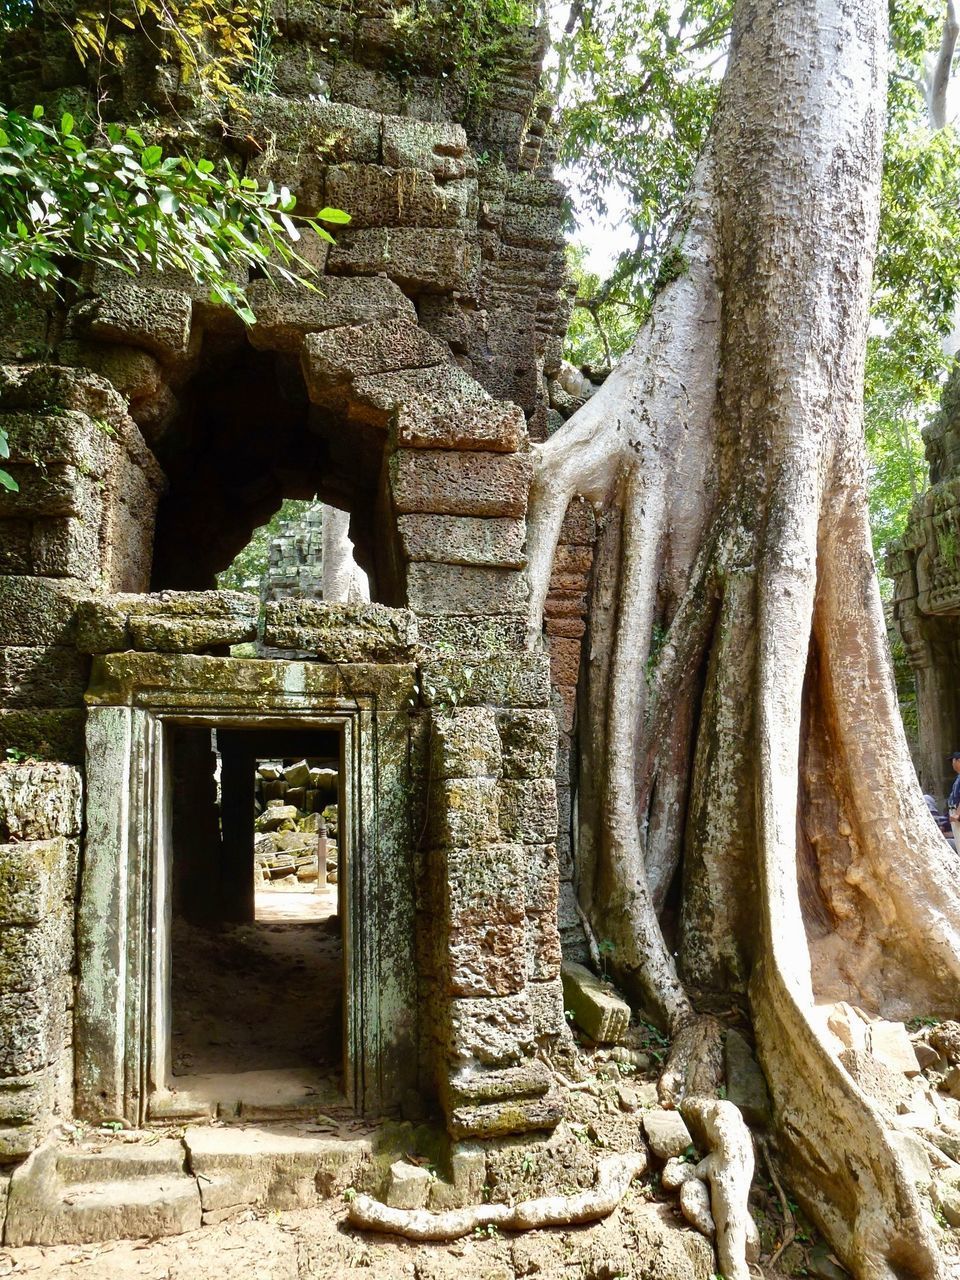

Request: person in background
left=948, top=752, right=960, bottom=848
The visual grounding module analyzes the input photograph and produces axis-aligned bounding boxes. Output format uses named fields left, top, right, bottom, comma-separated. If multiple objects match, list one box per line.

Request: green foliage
left=217, top=499, right=318, bottom=593
left=69, top=0, right=268, bottom=111
left=563, top=243, right=635, bottom=368
left=0, top=0, right=31, bottom=34
left=0, top=106, right=349, bottom=322
left=389, top=0, right=535, bottom=114
left=552, top=0, right=730, bottom=326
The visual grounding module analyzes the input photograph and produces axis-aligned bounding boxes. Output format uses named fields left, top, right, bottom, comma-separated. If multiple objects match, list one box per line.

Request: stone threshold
left=149, top=1066, right=345, bottom=1124
left=2, top=1118, right=376, bottom=1245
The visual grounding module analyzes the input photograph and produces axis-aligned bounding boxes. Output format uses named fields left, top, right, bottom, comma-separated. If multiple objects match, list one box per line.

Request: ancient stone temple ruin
left=889, top=364, right=960, bottom=801
left=0, top=0, right=601, bottom=1242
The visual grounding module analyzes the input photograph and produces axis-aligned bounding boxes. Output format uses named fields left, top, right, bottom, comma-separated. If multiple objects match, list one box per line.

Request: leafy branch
left=0, top=103, right=350, bottom=490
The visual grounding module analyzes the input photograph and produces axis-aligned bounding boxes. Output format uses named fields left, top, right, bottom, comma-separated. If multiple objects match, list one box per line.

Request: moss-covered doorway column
left=75, top=652, right=420, bottom=1127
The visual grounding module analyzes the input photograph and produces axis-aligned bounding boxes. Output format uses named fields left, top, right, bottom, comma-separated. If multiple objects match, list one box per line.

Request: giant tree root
left=681, top=1098, right=756, bottom=1280
left=346, top=1151, right=646, bottom=1240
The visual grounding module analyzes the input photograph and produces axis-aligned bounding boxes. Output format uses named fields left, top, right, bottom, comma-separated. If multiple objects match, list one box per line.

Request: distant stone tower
left=260, top=503, right=324, bottom=603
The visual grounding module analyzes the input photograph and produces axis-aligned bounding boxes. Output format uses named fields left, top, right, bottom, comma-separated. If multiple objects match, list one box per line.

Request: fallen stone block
left=560, top=960, right=631, bottom=1044
left=385, top=1158, right=431, bottom=1209
left=724, top=1028, right=772, bottom=1127
left=642, top=1109, right=693, bottom=1161
left=868, top=1020, right=920, bottom=1077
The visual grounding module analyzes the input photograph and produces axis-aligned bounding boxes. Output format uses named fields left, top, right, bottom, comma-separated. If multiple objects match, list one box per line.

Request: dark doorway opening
left=167, top=723, right=344, bottom=1105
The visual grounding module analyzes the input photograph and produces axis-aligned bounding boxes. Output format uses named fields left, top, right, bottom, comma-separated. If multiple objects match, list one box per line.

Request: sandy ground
left=171, top=899, right=342, bottom=1077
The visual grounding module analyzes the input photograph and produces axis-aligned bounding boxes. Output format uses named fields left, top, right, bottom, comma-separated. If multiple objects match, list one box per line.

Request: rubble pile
left=252, top=758, right=339, bottom=889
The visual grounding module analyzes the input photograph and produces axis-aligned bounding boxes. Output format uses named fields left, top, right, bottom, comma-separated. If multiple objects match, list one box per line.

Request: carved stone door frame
left=75, top=653, right=419, bottom=1126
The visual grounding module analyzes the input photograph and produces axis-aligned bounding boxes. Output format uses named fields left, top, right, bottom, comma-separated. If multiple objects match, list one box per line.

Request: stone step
left=184, top=1123, right=373, bottom=1223
left=56, top=1137, right=188, bottom=1184
left=3, top=1139, right=201, bottom=1245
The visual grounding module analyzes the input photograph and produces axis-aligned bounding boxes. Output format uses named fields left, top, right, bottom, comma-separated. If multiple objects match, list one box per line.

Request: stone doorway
left=75, top=651, right=421, bottom=1129
left=165, top=723, right=346, bottom=1118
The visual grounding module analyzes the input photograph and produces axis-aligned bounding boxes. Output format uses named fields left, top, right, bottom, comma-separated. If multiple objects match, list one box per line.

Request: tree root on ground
left=346, top=1151, right=646, bottom=1240
left=681, top=1098, right=756, bottom=1280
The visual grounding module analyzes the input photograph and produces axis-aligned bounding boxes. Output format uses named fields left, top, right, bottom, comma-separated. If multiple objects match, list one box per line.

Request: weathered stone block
left=1, top=410, right=115, bottom=473
left=0, top=989, right=56, bottom=1076
left=498, top=710, right=558, bottom=779
left=420, top=653, right=551, bottom=709
left=391, top=449, right=532, bottom=518
left=31, top=515, right=103, bottom=583
left=559, top=498, right=597, bottom=544
left=407, top=563, right=528, bottom=617
left=399, top=515, right=526, bottom=568
left=0, top=764, right=82, bottom=842
left=498, top=778, right=558, bottom=844
left=448, top=914, right=527, bottom=998
left=448, top=1060, right=551, bottom=1105
left=561, top=961, right=631, bottom=1044
left=643, top=1109, right=693, bottom=1160
left=526, top=977, right=568, bottom=1045
left=385, top=1158, right=431, bottom=1209
left=523, top=843, right=559, bottom=918
left=302, top=319, right=448, bottom=405
left=249, top=274, right=416, bottom=353
left=416, top=615, right=527, bottom=653
left=0, top=577, right=89, bottom=647
left=327, top=228, right=481, bottom=295
left=0, top=646, right=89, bottom=708
left=449, top=992, right=535, bottom=1067
left=724, top=1029, right=772, bottom=1127
left=79, top=285, right=193, bottom=363
left=429, top=778, right=499, bottom=848
left=0, top=838, right=74, bottom=924
left=382, top=118, right=470, bottom=179
left=352, top=363, right=490, bottom=429
left=0, top=465, right=100, bottom=521
left=75, top=591, right=259, bottom=653
left=0, top=709, right=85, bottom=764
left=240, top=96, right=381, bottom=163
left=548, top=636, right=583, bottom=688
left=393, top=400, right=526, bottom=453
left=868, top=1020, right=920, bottom=1076
left=4, top=1139, right=203, bottom=1244
left=431, top=708, right=502, bottom=779
left=0, top=912, right=71, bottom=993
left=0, top=1070, right=54, bottom=1160
left=325, top=164, right=471, bottom=228
left=184, top=1125, right=371, bottom=1213
left=449, top=1090, right=563, bottom=1138
left=263, top=600, right=418, bottom=660
left=526, top=912, right=561, bottom=981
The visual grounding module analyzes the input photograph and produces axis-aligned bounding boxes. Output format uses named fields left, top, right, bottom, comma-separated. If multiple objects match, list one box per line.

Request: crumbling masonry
left=0, top=0, right=599, bottom=1239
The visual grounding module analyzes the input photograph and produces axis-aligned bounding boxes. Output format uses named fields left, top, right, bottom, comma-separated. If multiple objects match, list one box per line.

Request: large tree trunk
left=529, top=2, right=960, bottom=1276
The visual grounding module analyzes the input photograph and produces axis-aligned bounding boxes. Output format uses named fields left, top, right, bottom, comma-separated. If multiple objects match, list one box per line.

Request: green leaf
left=316, top=207, right=351, bottom=224
left=157, top=188, right=178, bottom=215
left=142, top=145, right=163, bottom=168
left=32, top=105, right=43, bottom=120
left=0, top=468, right=18, bottom=492
left=60, top=112, right=74, bottom=136
left=125, top=127, right=146, bottom=148
left=196, top=158, right=215, bottom=174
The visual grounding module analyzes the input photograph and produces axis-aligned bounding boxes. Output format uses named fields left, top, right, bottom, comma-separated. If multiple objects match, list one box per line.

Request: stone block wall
left=419, top=654, right=567, bottom=1138
left=0, top=764, right=81, bottom=1160
left=0, top=0, right=595, bottom=1153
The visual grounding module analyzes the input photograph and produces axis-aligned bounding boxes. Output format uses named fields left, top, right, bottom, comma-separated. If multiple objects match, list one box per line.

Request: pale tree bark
left=320, top=503, right=370, bottom=603
left=527, top=1, right=960, bottom=1277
